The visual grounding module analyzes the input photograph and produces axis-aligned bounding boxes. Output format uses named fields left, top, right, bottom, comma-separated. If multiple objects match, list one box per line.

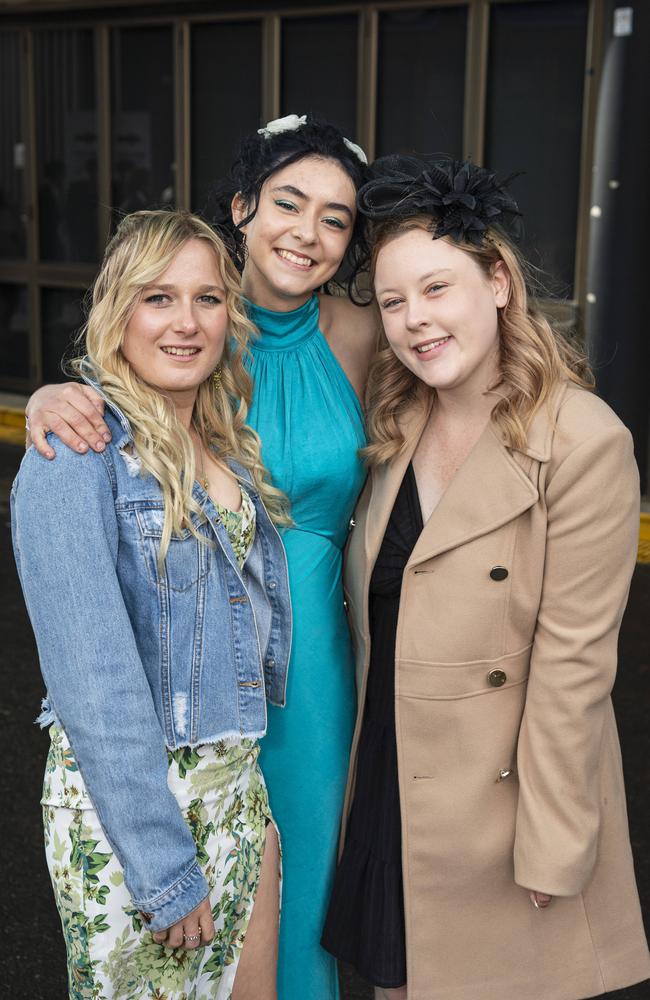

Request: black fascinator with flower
left=357, top=154, right=523, bottom=247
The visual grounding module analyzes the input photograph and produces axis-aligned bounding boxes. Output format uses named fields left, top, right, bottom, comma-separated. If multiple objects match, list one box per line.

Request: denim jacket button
left=266, top=658, right=276, bottom=668
left=267, top=580, right=277, bottom=590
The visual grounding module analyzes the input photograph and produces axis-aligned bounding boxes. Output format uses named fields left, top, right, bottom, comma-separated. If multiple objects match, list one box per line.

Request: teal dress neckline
left=245, top=294, right=321, bottom=352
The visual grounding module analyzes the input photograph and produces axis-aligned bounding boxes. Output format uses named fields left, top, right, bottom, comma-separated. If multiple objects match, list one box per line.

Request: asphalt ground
left=0, top=439, right=648, bottom=1000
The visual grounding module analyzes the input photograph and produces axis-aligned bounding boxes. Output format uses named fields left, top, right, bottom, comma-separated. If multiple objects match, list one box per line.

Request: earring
left=212, top=365, right=222, bottom=389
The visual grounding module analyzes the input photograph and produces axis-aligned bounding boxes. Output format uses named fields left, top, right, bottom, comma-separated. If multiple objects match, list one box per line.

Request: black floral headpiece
left=357, top=154, right=523, bottom=247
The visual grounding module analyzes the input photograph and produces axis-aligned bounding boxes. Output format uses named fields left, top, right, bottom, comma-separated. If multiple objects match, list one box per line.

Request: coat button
left=267, top=580, right=277, bottom=590
left=487, top=668, right=507, bottom=687
left=348, top=517, right=356, bottom=530
left=490, top=566, right=509, bottom=581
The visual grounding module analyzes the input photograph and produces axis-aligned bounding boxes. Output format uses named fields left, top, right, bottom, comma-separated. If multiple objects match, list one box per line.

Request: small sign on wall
left=613, top=7, right=633, bottom=37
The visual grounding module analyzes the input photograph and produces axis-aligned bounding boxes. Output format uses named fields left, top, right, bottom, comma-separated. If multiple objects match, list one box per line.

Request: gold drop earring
left=212, top=365, right=222, bottom=389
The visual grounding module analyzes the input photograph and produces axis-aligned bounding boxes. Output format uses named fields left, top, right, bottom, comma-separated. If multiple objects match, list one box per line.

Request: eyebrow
left=145, top=283, right=226, bottom=294
left=271, top=184, right=354, bottom=220
left=376, top=268, right=454, bottom=295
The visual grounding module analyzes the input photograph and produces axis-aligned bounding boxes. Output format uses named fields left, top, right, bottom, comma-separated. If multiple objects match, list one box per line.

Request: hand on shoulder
left=25, top=382, right=110, bottom=459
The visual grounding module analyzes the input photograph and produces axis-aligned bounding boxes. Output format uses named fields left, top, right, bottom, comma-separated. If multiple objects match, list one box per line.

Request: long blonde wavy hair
left=73, top=209, right=289, bottom=563
left=363, top=218, right=594, bottom=465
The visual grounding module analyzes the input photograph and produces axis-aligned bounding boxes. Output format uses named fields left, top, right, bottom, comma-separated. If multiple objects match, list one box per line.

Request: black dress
left=322, top=463, right=423, bottom=989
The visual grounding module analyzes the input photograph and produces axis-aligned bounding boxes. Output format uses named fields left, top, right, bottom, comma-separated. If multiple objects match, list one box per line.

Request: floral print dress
left=42, top=487, right=277, bottom=1000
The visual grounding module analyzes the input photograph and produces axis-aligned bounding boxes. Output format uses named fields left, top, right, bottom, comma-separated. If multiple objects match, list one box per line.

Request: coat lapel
left=407, top=422, right=539, bottom=568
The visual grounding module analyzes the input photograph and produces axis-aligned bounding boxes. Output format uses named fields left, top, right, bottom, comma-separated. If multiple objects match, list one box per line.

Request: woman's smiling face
left=121, top=239, right=228, bottom=411
left=233, top=155, right=357, bottom=311
left=374, top=228, right=510, bottom=396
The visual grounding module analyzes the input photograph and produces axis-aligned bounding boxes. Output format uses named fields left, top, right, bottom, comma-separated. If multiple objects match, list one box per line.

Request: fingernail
left=77, top=443, right=88, bottom=452
left=46, top=451, right=55, bottom=460
left=102, top=432, right=112, bottom=442
left=95, top=440, right=105, bottom=451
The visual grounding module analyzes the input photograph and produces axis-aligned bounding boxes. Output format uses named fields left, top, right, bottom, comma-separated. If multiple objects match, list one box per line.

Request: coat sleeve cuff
left=513, top=845, right=595, bottom=898
left=134, top=861, right=210, bottom=933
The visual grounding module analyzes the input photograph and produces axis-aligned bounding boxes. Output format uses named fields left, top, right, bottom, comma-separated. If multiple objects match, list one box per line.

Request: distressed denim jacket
left=11, top=391, right=291, bottom=932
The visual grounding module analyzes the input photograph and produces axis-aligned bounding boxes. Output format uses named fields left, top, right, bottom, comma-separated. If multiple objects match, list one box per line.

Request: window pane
left=485, top=1, right=588, bottom=294
left=111, top=26, right=174, bottom=217
left=281, top=16, right=358, bottom=138
left=191, top=21, right=262, bottom=212
left=41, top=287, right=85, bottom=385
left=34, top=29, right=98, bottom=263
left=0, top=284, right=29, bottom=380
left=376, top=7, right=467, bottom=158
left=0, top=32, right=26, bottom=259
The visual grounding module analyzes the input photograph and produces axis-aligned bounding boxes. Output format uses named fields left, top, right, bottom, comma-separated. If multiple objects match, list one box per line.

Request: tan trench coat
left=341, top=383, right=650, bottom=1000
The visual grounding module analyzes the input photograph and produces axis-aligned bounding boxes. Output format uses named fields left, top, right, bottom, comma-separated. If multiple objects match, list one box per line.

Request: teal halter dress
left=245, top=294, right=367, bottom=999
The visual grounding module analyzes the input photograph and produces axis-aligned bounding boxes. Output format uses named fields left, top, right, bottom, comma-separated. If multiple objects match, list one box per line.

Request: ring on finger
left=183, top=932, right=201, bottom=943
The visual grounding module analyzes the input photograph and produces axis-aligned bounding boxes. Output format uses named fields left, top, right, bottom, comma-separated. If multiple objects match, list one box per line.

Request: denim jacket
left=11, top=392, right=291, bottom=932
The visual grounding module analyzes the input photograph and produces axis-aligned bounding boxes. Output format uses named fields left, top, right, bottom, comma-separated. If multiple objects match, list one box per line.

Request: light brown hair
left=363, top=218, right=593, bottom=465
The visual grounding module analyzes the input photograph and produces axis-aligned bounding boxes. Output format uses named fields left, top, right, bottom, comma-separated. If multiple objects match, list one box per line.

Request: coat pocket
left=396, top=644, right=532, bottom=701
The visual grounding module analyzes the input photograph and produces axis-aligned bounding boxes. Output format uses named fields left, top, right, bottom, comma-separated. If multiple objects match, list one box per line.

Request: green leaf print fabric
left=42, top=728, right=279, bottom=1000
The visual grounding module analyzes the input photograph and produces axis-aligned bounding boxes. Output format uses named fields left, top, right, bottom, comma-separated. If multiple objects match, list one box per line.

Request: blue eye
left=381, top=298, right=402, bottom=310
left=198, top=294, right=221, bottom=305
left=144, top=293, right=168, bottom=305
left=426, top=283, right=446, bottom=295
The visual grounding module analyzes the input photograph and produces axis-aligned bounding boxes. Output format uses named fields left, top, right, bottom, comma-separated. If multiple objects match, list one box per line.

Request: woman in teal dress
left=25, top=115, right=378, bottom=999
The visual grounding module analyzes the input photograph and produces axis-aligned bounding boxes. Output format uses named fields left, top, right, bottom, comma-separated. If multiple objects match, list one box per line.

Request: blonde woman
left=322, top=156, right=650, bottom=999
left=11, top=210, right=291, bottom=1000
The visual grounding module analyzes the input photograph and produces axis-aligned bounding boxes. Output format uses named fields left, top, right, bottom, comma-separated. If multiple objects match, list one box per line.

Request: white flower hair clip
left=257, top=114, right=307, bottom=138
left=257, top=114, right=369, bottom=165
left=343, top=137, right=368, bottom=165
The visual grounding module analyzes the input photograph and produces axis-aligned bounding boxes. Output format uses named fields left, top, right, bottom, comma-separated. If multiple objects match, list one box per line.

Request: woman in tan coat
left=322, top=156, right=650, bottom=1000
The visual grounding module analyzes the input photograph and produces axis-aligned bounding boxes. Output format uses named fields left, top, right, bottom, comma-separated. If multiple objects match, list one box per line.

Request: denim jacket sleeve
left=11, top=441, right=209, bottom=932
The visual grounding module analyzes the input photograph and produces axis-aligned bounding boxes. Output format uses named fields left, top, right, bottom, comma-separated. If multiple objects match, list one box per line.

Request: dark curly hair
left=207, top=114, right=370, bottom=302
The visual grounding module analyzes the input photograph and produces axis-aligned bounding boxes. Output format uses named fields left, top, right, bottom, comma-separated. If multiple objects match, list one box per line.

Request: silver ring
left=183, top=932, right=201, bottom=943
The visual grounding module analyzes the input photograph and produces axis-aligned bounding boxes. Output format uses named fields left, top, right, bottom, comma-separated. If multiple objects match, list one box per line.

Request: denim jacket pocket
left=136, top=506, right=209, bottom=593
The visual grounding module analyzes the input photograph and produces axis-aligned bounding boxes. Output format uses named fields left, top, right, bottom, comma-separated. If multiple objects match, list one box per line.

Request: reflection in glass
left=191, top=21, right=262, bottom=212
left=0, top=32, right=26, bottom=259
left=0, top=285, right=29, bottom=380
left=34, top=29, right=98, bottom=263
left=377, top=7, right=467, bottom=158
left=485, top=1, right=588, bottom=294
left=111, top=27, right=174, bottom=219
left=281, top=17, right=358, bottom=139
left=41, top=287, right=86, bottom=385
